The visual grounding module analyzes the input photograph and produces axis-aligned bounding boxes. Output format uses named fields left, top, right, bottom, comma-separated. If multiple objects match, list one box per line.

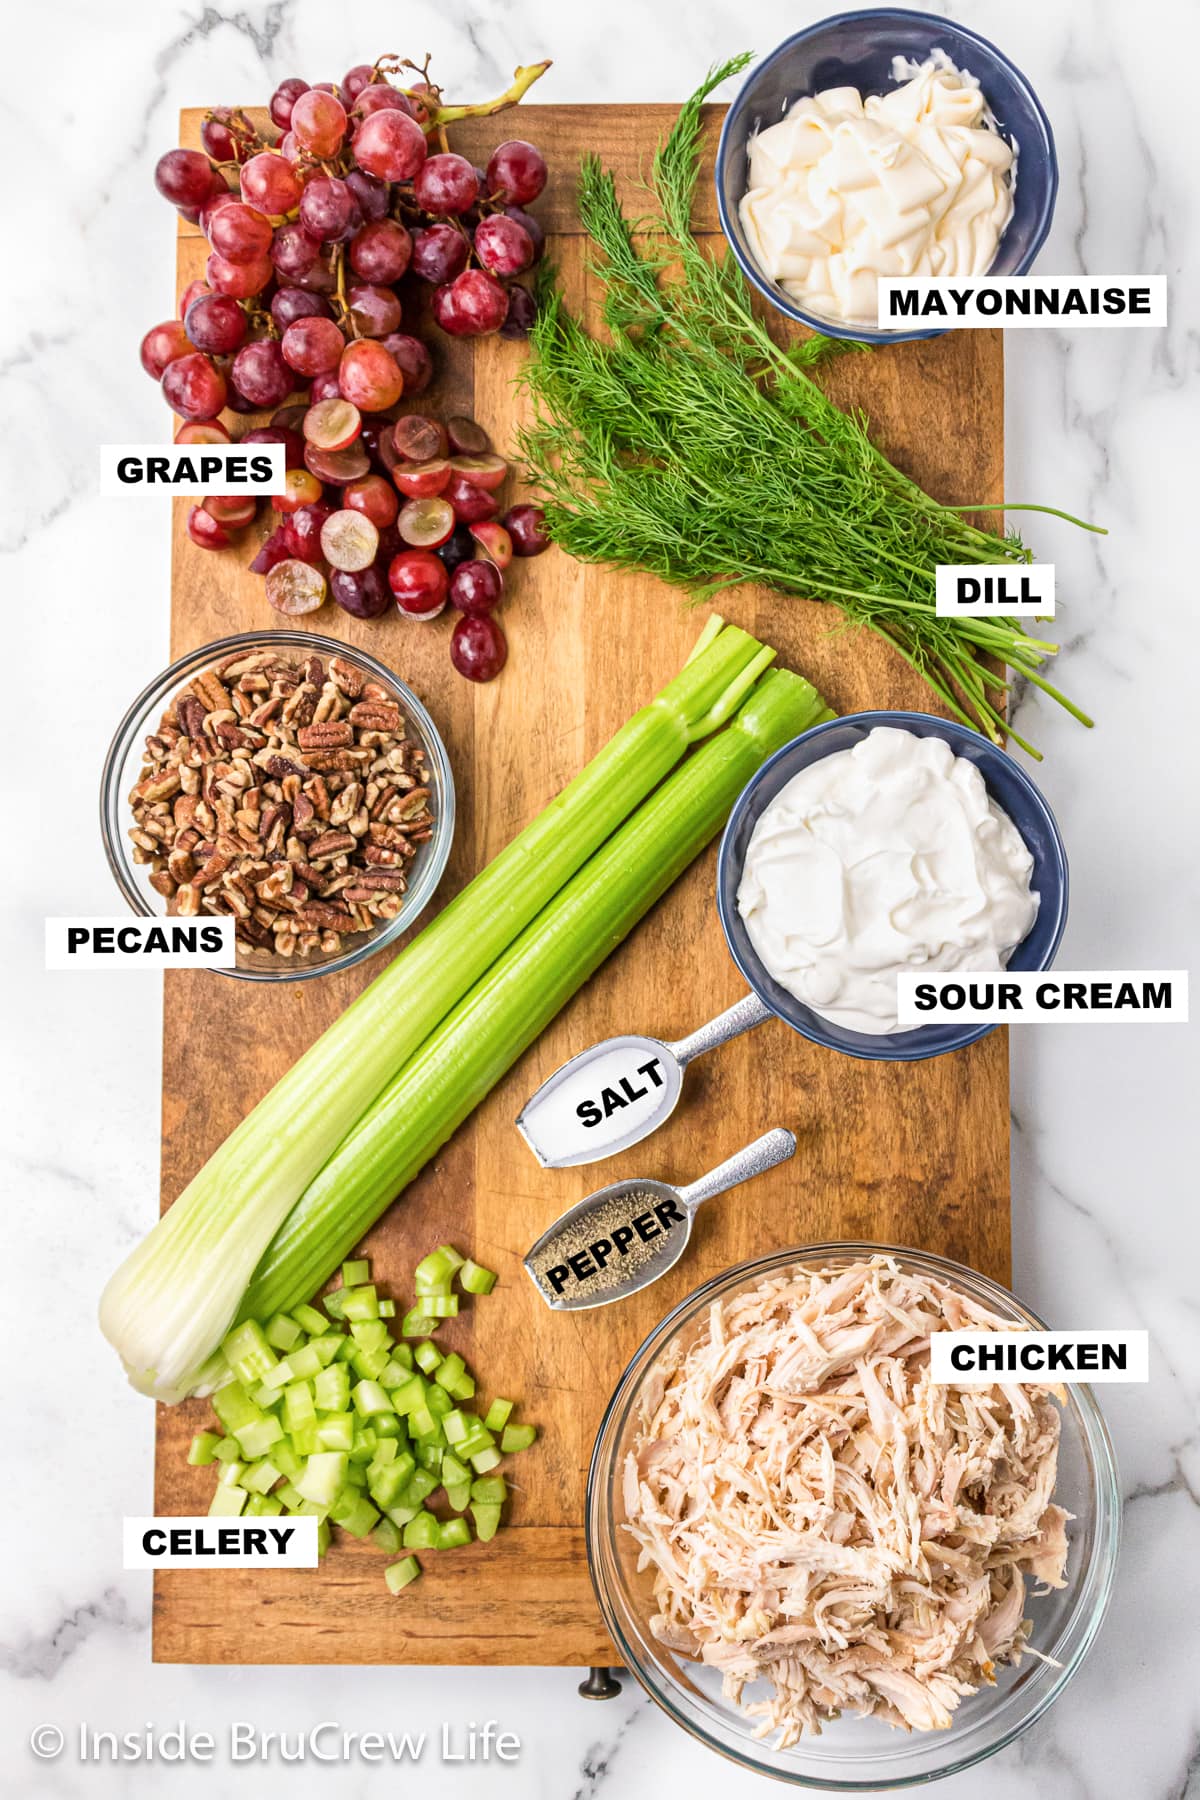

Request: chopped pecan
left=297, top=720, right=354, bottom=750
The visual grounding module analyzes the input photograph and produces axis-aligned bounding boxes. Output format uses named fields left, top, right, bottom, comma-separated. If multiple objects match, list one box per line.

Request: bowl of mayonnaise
left=716, top=713, right=1068, bottom=1061
left=715, top=9, right=1058, bottom=342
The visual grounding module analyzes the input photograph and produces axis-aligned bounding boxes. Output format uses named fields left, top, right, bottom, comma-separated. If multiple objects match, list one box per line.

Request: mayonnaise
left=736, top=727, right=1039, bottom=1034
left=739, top=52, right=1015, bottom=326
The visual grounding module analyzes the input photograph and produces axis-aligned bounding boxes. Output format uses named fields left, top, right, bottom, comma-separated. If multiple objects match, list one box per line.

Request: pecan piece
left=297, top=720, right=354, bottom=750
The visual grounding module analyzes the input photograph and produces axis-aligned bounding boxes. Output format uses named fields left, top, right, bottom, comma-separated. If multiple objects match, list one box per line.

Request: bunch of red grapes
left=141, top=57, right=553, bottom=680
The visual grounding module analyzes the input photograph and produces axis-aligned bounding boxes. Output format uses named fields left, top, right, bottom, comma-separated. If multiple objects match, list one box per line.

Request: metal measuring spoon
left=515, top=992, right=773, bottom=1169
left=523, top=1127, right=795, bottom=1311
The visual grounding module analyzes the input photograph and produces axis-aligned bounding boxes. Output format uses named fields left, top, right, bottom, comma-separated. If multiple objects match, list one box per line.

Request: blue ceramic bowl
left=715, top=9, right=1059, bottom=343
left=716, top=712, right=1069, bottom=1061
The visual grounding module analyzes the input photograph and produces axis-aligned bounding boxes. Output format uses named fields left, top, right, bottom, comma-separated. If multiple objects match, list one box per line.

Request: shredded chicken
left=624, top=1256, right=1069, bottom=1746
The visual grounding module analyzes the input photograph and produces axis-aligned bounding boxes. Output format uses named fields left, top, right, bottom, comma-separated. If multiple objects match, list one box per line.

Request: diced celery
left=414, top=1341, right=443, bottom=1375
left=414, top=1249, right=456, bottom=1294
left=212, top=1381, right=259, bottom=1434
left=401, top=1308, right=440, bottom=1338
left=369, top=1438, right=399, bottom=1468
left=351, top=1345, right=389, bottom=1382
left=341, top=1259, right=371, bottom=1288
left=266, top=1313, right=302, bottom=1353
left=273, top=1442, right=302, bottom=1479
left=218, top=1458, right=247, bottom=1488
left=316, top=1519, right=331, bottom=1557
left=221, top=1320, right=278, bottom=1384
left=188, top=1431, right=222, bottom=1466
left=402, top=1510, right=440, bottom=1550
left=373, top=1517, right=402, bottom=1554
left=247, top=1493, right=284, bottom=1517
left=445, top=1481, right=471, bottom=1513
left=314, top=1365, right=350, bottom=1412
left=235, top=1414, right=284, bottom=1459
left=209, top=1485, right=247, bottom=1517
left=385, top=1504, right=419, bottom=1529
left=470, top=1446, right=503, bottom=1474
left=436, top=1244, right=466, bottom=1273
left=385, top=1554, right=421, bottom=1593
left=368, top=1462, right=411, bottom=1510
left=501, top=1424, right=537, bottom=1453
left=409, top=1405, right=438, bottom=1440
left=284, top=1343, right=323, bottom=1381
left=470, top=1502, right=502, bottom=1542
left=448, top=1372, right=476, bottom=1402
left=433, top=1353, right=465, bottom=1392
left=315, top=1413, right=354, bottom=1453
left=309, top=1334, right=342, bottom=1368
left=443, top=1410, right=470, bottom=1447
left=282, top=1381, right=316, bottom=1432
left=351, top=1320, right=391, bottom=1351
left=422, top=1295, right=459, bottom=1319
left=372, top=1414, right=404, bottom=1440
left=296, top=1452, right=349, bottom=1507
left=400, top=1470, right=439, bottom=1508
left=415, top=1444, right=443, bottom=1473
left=379, top=1299, right=396, bottom=1319
left=213, top=1435, right=243, bottom=1465
left=483, top=1398, right=514, bottom=1433
left=379, top=1358, right=412, bottom=1388
left=341, top=1286, right=380, bottom=1323
left=470, top=1476, right=508, bottom=1505
left=277, top=1481, right=305, bottom=1510
left=323, top=1288, right=347, bottom=1319
left=352, top=1379, right=394, bottom=1417
left=389, top=1374, right=427, bottom=1416
left=330, top=1489, right=380, bottom=1538
left=260, top=1360, right=292, bottom=1392
left=242, top=1458, right=282, bottom=1496
left=436, top=1516, right=471, bottom=1549
left=290, top=1424, right=320, bottom=1458
left=292, top=1303, right=328, bottom=1337
left=425, top=1386, right=453, bottom=1419
left=459, top=1259, right=497, bottom=1296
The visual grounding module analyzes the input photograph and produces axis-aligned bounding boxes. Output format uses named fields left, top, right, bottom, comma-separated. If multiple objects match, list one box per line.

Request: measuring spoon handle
left=667, top=992, right=773, bottom=1069
left=676, top=1128, right=796, bottom=1213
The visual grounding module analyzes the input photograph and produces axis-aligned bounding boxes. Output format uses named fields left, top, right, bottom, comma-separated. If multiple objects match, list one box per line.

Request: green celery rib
left=229, top=668, right=832, bottom=1342
left=100, top=620, right=769, bottom=1402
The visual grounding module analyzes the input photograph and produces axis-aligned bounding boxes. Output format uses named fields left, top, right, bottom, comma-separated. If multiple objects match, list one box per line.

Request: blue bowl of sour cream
left=715, top=9, right=1059, bottom=343
left=716, top=713, right=1069, bottom=1062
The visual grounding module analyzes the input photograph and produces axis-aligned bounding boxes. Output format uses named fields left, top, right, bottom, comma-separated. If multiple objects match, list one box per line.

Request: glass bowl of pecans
left=100, top=630, right=455, bottom=982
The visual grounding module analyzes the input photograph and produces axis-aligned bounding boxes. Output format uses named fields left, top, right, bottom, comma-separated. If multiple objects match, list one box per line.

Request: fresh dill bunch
left=517, top=57, right=1101, bottom=755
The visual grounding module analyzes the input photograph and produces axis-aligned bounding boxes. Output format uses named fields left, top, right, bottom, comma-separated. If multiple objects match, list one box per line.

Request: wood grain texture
left=154, top=104, right=1008, bottom=1666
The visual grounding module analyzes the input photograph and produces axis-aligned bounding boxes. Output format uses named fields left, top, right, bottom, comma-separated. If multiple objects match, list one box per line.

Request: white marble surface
left=3, top=0, right=1197, bottom=1794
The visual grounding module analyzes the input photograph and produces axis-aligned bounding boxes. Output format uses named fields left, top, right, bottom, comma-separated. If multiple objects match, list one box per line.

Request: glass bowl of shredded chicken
left=587, top=1245, right=1119, bottom=1787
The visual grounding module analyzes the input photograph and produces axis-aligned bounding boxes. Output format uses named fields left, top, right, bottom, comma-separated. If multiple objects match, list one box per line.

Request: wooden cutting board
left=152, top=103, right=1008, bottom=1665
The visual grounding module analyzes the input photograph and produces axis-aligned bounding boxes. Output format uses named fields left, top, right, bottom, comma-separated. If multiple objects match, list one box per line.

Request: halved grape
left=398, top=496, right=455, bottom=549
left=451, top=612, right=508, bottom=681
left=303, top=442, right=370, bottom=485
left=304, top=397, right=362, bottom=451
left=338, top=339, right=404, bottom=412
left=392, top=414, right=448, bottom=463
left=187, top=504, right=231, bottom=550
left=284, top=502, right=334, bottom=561
left=503, top=503, right=550, bottom=555
left=321, top=508, right=379, bottom=572
left=392, top=457, right=451, bottom=500
left=204, top=494, right=258, bottom=528
left=250, top=525, right=295, bottom=574
left=469, top=521, right=513, bottom=569
left=266, top=558, right=328, bottom=614
left=343, top=473, right=399, bottom=528
left=446, top=416, right=491, bottom=456
left=388, top=549, right=448, bottom=618
left=449, top=452, right=509, bottom=492
left=449, top=557, right=503, bottom=613
left=445, top=473, right=500, bottom=524
left=272, top=467, right=324, bottom=514
left=175, top=419, right=231, bottom=446
left=331, top=564, right=391, bottom=619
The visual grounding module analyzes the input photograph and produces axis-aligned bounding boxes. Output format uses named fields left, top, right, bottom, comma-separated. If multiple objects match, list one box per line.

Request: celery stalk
left=100, top=621, right=771, bottom=1401
left=236, top=668, right=831, bottom=1330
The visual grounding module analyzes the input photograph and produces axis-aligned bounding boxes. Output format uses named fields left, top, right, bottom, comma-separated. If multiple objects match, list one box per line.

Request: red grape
left=389, top=550, right=448, bottom=618
left=162, top=352, right=227, bottom=420
left=470, top=521, right=513, bottom=569
left=273, top=467, right=324, bottom=513
left=291, top=88, right=348, bottom=157
left=473, top=213, right=534, bottom=276
left=339, top=338, right=404, bottom=411
left=266, top=558, right=327, bottom=615
left=232, top=338, right=294, bottom=407
left=203, top=494, right=257, bottom=528
left=201, top=109, right=237, bottom=162
left=270, top=286, right=332, bottom=328
left=392, top=457, right=451, bottom=500
left=285, top=502, right=334, bottom=561
left=206, top=250, right=273, bottom=298
left=500, top=283, right=537, bottom=339
left=504, top=206, right=545, bottom=260
left=209, top=201, right=273, bottom=264
left=434, top=269, right=508, bottom=337
left=410, top=222, right=470, bottom=285
left=445, top=472, right=500, bottom=523
left=437, top=523, right=476, bottom=575
left=414, top=153, right=479, bottom=216
left=380, top=333, right=432, bottom=395
left=271, top=222, right=321, bottom=278
left=451, top=612, right=507, bottom=680
left=281, top=314, right=345, bottom=376
left=347, top=284, right=402, bottom=338
left=503, top=503, right=550, bottom=555
left=175, top=419, right=231, bottom=446
left=187, top=504, right=232, bottom=550
left=486, top=140, right=547, bottom=206
left=446, top=416, right=491, bottom=455
left=449, top=557, right=503, bottom=613
left=140, top=319, right=193, bottom=378
left=178, top=278, right=210, bottom=319
left=344, top=474, right=399, bottom=528
left=353, top=108, right=427, bottom=181
left=291, top=252, right=337, bottom=294
left=244, top=424, right=305, bottom=468
left=331, top=564, right=391, bottom=619
left=309, top=368, right=343, bottom=403
left=348, top=218, right=412, bottom=283
left=344, top=167, right=390, bottom=221
left=250, top=526, right=295, bottom=574
left=241, top=151, right=303, bottom=216
left=449, top=452, right=508, bottom=491
left=299, top=175, right=356, bottom=241
left=392, top=414, right=448, bottom=462
left=156, top=148, right=215, bottom=209
left=353, top=84, right=415, bottom=119
left=398, top=496, right=455, bottom=548
left=270, top=78, right=309, bottom=131
left=304, top=397, right=362, bottom=451
left=184, top=293, right=246, bottom=354
left=341, top=64, right=376, bottom=106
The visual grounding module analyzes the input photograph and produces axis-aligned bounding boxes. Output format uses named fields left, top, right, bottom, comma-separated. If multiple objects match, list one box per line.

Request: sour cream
left=739, top=52, right=1015, bottom=326
left=736, top=727, right=1039, bottom=1034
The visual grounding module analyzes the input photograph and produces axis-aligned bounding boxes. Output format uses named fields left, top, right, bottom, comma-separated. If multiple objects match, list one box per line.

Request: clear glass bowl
left=99, top=630, right=455, bottom=983
left=587, top=1243, right=1120, bottom=1789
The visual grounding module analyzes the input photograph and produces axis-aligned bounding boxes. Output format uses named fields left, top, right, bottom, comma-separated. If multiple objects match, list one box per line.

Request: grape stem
left=433, top=62, right=552, bottom=124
